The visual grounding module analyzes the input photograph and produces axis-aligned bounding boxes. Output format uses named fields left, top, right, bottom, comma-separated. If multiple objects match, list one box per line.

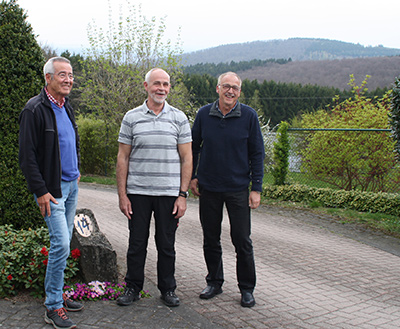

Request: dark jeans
left=125, top=194, right=179, bottom=294
left=199, top=188, right=256, bottom=292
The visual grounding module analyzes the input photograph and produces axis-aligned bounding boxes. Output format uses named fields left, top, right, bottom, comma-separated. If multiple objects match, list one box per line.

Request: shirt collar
left=45, top=87, right=65, bottom=108
left=216, top=101, right=238, bottom=116
left=143, top=100, right=170, bottom=114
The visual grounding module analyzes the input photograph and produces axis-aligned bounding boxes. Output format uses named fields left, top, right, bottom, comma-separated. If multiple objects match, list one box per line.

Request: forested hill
left=182, top=38, right=400, bottom=65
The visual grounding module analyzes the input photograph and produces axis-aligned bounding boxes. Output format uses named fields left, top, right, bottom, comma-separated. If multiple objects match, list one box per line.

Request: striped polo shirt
left=118, top=100, right=192, bottom=196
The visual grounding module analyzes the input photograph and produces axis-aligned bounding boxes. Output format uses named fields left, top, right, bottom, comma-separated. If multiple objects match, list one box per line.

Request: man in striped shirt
left=116, top=68, right=192, bottom=308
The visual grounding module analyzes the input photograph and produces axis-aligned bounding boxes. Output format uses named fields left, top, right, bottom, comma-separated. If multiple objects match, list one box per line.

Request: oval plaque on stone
left=74, top=213, right=93, bottom=237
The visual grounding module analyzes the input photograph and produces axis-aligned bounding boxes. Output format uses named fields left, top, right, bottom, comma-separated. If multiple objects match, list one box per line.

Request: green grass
left=324, top=208, right=400, bottom=237
left=80, top=175, right=117, bottom=186
left=262, top=195, right=400, bottom=239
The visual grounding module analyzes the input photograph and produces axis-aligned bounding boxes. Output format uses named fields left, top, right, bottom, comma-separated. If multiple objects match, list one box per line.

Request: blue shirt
left=51, top=103, right=80, bottom=181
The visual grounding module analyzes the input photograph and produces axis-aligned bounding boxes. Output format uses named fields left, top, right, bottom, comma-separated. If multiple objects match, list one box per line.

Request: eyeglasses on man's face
left=53, top=72, right=74, bottom=81
left=219, top=83, right=240, bottom=92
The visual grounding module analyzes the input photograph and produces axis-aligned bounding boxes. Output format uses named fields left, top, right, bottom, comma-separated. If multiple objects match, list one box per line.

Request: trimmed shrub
left=76, top=115, right=119, bottom=176
left=262, top=184, right=400, bottom=216
left=0, top=0, right=45, bottom=229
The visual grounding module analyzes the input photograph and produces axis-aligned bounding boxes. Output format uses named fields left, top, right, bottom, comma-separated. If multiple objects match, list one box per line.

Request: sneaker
left=161, top=291, right=180, bottom=307
left=116, top=287, right=140, bottom=306
left=45, top=308, right=76, bottom=329
left=63, top=293, right=84, bottom=312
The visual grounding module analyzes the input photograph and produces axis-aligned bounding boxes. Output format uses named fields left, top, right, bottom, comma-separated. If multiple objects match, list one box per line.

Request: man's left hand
left=173, top=196, right=187, bottom=219
left=249, top=191, right=261, bottom=209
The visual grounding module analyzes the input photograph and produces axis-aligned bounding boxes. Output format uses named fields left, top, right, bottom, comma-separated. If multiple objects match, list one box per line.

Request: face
left=144, top=69, right=170, bottom=105
left=217, top=74, right=241, bottom=110
left=45, top=61, right=74, bottom=99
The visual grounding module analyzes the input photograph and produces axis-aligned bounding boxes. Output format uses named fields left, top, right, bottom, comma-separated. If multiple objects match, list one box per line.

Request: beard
left=149, top=92, right=167, bottom=104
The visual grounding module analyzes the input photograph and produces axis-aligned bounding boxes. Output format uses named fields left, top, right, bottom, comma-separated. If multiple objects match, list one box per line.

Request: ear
left=45, top=73, right=52, bottom=85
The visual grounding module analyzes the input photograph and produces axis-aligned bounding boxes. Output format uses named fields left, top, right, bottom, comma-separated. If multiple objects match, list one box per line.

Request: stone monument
left=71, top=208, right=118, bottom=283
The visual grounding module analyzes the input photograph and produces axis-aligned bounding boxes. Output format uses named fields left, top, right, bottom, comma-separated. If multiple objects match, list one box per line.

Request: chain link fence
left=263, top=127, right=400, bottom=194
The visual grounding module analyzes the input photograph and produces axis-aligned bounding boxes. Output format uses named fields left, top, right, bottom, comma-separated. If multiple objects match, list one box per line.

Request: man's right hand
left=37, top=193, right=58, bottom=217
left=119, top=194, right=133, bottom=219
left=190, top=178, right=201, bottom=197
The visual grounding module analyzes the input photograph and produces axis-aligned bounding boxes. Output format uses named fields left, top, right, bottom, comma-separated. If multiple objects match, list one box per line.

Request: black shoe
left=116, top=287, right=140, bottom=306
left=45, top=308, right=76, bottom=329
left=161, top=291, right=180, bottom=307
left=63, top=293, right=84, bottom=312
left=199, top=285, right=223, bottom=299
left=241, top=291, right=255, bottom=308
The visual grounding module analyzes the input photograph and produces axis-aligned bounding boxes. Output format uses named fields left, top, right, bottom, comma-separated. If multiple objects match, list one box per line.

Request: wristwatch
left=179, top=190, right=189, bottom=198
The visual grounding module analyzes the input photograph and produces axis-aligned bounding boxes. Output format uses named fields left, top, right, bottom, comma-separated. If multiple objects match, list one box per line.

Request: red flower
left=71, top=248, right=81, bottom=259
left=41, top=247, right=49, bottom=256
left=43, top=259, right=48, bottom=266
left=7, top=275, right=13, bottom=280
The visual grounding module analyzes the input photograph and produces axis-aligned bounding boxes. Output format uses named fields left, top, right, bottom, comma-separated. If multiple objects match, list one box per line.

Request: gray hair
left=43, top=57, right=71, bottom=84
left=217, top=71, right=242, bottom=87
left=145, top=68, right=170, bottom=84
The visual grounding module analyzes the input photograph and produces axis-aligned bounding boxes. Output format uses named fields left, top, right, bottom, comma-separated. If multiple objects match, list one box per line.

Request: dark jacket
left=192, top=100, right=265, bottom=193
left=18, top=88, right=80, bottom=198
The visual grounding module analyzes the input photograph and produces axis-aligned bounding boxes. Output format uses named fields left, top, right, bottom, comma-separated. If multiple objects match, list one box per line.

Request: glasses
left=53, top=72, right=74, bottom=81
left=219, top=84, right=240, bottom=92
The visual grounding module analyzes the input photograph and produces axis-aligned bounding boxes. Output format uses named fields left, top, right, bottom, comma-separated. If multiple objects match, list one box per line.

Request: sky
left=16, top=0, right=400, bottom=55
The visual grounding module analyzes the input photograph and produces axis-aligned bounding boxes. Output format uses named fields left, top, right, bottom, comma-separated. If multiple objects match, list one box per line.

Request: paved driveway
left=76, top=183, right=400, bottom=328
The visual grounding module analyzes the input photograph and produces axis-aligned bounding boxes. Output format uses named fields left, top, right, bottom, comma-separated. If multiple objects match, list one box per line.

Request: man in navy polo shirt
left=190, top=71, right=265, bottom=308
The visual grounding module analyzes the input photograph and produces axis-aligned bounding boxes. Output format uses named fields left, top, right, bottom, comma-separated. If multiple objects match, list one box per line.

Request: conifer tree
left=0, top=0, right=45, bottom=228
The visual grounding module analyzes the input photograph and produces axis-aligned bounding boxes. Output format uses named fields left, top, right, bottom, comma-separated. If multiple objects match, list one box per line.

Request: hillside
left=239, top=56, right=400, bottom=90
left=183, top=38, right=400, bottom=65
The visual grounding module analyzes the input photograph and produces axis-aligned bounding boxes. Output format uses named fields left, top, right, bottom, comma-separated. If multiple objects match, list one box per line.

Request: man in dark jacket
left=19, top=57, right=82, bottom=329
left=190, top=72, right=265, bottom=308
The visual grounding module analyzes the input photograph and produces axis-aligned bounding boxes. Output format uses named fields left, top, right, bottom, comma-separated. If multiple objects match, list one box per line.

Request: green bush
left=0, top=0, right=45, bottom=229
left=272, top=121, right=290, bottom=185
left=300, top=76, right=397, bottom=192
left=0, top=224, right=80, bottom=298
left=262, top=184, right=400, bottom=216
left=76, top=114, right=119, bottom=176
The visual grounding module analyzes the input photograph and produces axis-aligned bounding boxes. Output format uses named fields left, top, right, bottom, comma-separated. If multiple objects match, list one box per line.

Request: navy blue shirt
left=192, top=100, right=265, bottom=192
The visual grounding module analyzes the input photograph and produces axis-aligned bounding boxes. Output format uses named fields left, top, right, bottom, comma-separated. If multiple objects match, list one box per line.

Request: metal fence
left=262, top=128, right=400, bottom=194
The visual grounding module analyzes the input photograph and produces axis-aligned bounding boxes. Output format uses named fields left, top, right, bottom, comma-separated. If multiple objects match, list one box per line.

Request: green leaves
left=272, top=121, right=290, bottom=185
left=300, top=76, right=397, bottom=192
left=0, top=0, right=44, bottom=229
left=0, top=225, right=80, bottom=298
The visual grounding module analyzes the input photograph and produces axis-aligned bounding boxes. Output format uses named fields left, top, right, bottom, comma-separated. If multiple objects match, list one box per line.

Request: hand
left=37, top=193, right=58, bottom=217
left=189, top=178, right=200, bottom=197
left=249, top=191, right=261, bottom=209
left=172, top=196, right=187, bottom=219
left=119, top=194, right=133, bottom=219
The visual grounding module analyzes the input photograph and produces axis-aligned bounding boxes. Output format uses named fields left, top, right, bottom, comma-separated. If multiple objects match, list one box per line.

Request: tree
left=0, top=0, right=45, bottom=228
left=77, top=2, right=194, bottom=175
left=300, top=76, right=399, bottom=192
left=272, top=121, right=290, bottom=185
left=389, top=77, right=400, bottom=160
